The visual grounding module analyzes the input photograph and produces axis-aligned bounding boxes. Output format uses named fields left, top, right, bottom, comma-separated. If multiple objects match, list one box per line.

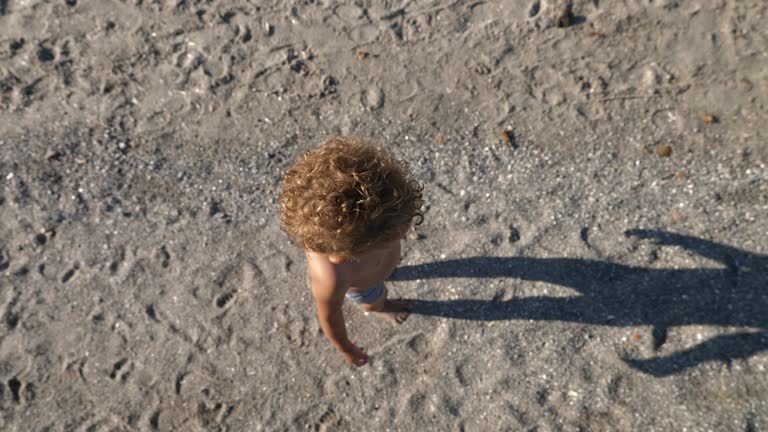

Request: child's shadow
left=390, top=230, right=768, bottom=377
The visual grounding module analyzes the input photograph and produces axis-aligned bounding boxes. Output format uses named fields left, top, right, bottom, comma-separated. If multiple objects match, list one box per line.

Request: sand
left=1, top=0, right=767, bottom=430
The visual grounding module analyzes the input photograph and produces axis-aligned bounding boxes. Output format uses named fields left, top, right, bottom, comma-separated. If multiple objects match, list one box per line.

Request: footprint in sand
left=335, top=5, right=364, bottom=22
left=214, top=291, right=236, bottom=309
left=0, top=249, right=9, bottom=272
left=348, top=24, right=380, bottom=44
left=212, top=260, right=258, bottom=312
left=109, top=357, right=132, bottom=383
left=61, top=265, right=77, bottom=283
left=401, top=391, right=426, bottom=415
left=291, top=405, right=342, bottom=432
left=361, top=87, right=385, bottom=110
left=529, top=0, right=541, bottom=17
left=156, top=245, right=170, bottom=269
left=406, top=333, right=429, bottom=354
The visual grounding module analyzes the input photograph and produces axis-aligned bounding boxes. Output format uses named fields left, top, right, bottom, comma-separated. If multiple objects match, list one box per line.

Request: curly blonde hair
left=280, top=136, right=423, bottom=258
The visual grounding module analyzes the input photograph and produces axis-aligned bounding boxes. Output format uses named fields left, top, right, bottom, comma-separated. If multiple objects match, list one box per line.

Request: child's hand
left=341, top=342, right=370, bottom=367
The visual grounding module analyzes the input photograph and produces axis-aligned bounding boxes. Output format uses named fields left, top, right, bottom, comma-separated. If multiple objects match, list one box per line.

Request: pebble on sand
left=435, top=133, right=446, bottom=145
left=45, top=149, right=63, bottom=161
left=508, top=226, right=521, bottom=243
left=409, top=231, right=426, bottom=241
left=498, top=130, right=518, bottom=149
left=556, top=7, right=574, bottom=28
left=699, top=112, right=717, bottom=124
left=655, top=144, right=672, bottom=158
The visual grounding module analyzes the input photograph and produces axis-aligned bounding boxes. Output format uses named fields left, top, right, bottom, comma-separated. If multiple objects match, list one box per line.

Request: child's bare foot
left=370, top=299, right=412, bottom=324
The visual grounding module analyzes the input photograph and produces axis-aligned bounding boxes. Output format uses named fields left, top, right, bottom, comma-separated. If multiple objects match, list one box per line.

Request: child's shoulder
left=307, top=252, right=349, bottom=294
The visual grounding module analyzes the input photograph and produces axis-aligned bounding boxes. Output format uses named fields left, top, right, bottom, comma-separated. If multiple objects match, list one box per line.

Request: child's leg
left=361, top=285, right=412, bottom=324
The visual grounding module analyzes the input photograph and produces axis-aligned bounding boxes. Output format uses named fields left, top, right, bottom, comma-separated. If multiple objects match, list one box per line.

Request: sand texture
left=1, top=0, right=767, bottom=430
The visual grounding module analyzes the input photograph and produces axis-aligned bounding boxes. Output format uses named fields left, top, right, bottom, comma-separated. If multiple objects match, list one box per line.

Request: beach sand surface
left=1, top=0, right=767, bottom=430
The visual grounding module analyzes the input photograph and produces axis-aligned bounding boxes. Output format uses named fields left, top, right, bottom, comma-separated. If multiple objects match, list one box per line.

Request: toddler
left=280, top=136, right=423, bottom=366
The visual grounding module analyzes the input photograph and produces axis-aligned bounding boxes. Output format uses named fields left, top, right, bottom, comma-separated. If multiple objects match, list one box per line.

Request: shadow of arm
left=625, top=229, right=767, bottom=271
left=622, top=331, right=768, bottom=377
left=407, top=297, right=600, bottom=322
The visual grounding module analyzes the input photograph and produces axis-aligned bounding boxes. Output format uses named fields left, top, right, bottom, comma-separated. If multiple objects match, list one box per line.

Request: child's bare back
left=307, top=239, right=412, bottom=322
left=280, top=136, right=423, bottom=367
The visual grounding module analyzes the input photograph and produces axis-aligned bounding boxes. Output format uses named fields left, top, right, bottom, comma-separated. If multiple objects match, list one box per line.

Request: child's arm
left=310, top=275, right=370, bottom=367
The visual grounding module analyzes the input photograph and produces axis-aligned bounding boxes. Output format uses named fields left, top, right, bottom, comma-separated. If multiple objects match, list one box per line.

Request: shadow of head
left=391, top=230, right=768, bottom=376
